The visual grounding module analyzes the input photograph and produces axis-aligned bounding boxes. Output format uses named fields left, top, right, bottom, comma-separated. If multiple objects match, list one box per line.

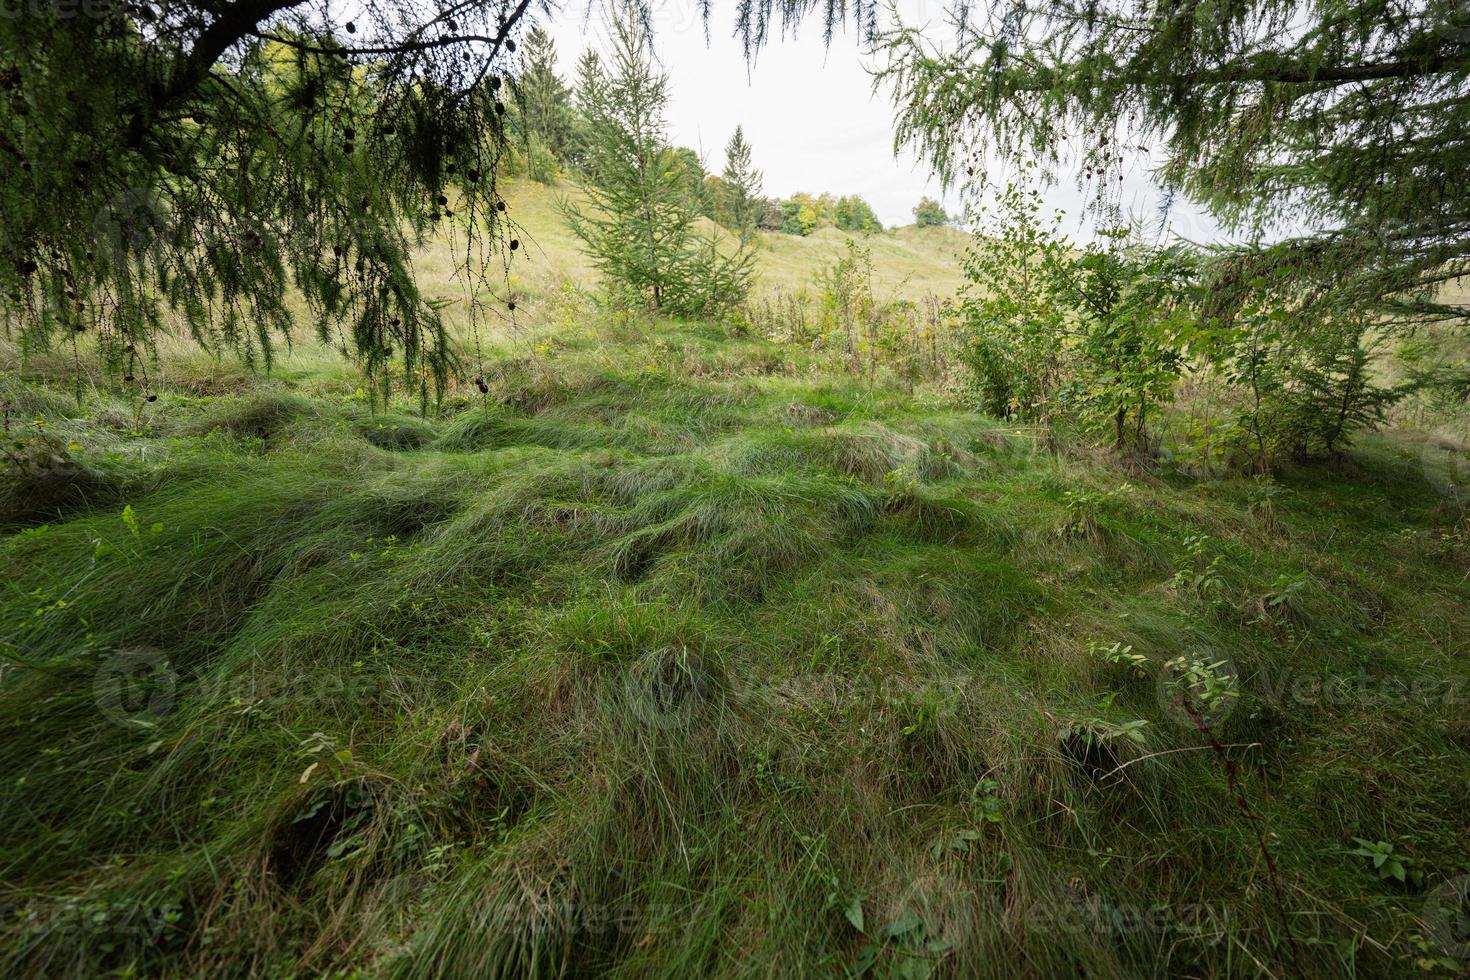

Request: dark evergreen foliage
left=559, top=3, right=753, bottom=317
left=0, top=0, right=546, bottom=404
left=867, top=0, right=1470, bottom=328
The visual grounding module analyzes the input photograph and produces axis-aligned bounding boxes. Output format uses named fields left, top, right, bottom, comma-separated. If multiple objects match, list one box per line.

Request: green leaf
left=895, top=957, right=933, bottom=980
left=882, top=909, right=922, bottom=938
left=851, top=943, right=879, bottom=976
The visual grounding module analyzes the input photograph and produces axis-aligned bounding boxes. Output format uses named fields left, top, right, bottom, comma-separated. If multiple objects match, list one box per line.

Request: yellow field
left=478, top=177, right=970, bottom=304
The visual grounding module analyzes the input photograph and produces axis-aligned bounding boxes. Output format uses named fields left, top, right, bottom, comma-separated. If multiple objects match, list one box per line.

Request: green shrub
left=912, top=196, right=949, bottom=227
left=1219, top=300, right=1410, bottom=469
left=952, top=180, right=1070, bottom=422
left=954, top=182, right=1193, bottom=457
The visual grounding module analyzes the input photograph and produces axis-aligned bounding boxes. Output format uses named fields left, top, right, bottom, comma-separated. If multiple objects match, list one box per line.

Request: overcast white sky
left=539, top=1, right=1227, bottom=242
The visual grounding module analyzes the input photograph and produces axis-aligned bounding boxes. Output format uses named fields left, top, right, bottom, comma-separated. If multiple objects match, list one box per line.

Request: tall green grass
left=1, top=318, right=1468, bottom=978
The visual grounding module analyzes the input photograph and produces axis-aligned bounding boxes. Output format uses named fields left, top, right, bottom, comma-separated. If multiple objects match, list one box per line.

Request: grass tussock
left=1, top=317, right=1467, bottom=979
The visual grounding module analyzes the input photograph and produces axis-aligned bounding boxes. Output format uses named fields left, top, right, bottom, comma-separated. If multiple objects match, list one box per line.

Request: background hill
left=480, top=178, right=970, bottom=303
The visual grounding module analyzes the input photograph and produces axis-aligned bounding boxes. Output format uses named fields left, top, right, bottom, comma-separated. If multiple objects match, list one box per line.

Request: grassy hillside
left=1, top=189, right=1469, bottom=978
left=486, top=178, right=969, bottom=302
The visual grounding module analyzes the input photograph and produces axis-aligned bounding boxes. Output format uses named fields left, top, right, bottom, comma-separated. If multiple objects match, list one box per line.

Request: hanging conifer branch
left=1, top=0, right=545, bottom=405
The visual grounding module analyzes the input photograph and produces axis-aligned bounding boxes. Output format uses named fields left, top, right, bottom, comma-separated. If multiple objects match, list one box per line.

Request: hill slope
left=1, top=310, right=1468, bottom=977
left=485, top=177, right=970, bottom=301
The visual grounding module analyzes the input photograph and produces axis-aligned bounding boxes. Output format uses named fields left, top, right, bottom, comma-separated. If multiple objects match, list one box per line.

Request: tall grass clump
left=1, top=314, right=1467, bottom=979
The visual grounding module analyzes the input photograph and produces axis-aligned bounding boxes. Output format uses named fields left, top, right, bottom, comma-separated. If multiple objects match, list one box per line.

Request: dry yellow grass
left=457, top=177, right=970, bottom=305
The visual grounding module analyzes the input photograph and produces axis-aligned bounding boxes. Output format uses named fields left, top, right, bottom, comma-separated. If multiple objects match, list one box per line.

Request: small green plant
left=824, top=875, right=866, bottom=933
left=1062, top=717, right=1150, bottom=749
left=1348, top=838, right=1423, bottom=886
left=970, top=778, right=1005, bottom=824
left=851, top=908, right=955, bottom=979
left=1159, top=652, right=1239, bottom=730
left=1245, top=478, right=1283, bottom=521
left=90, top=504, right=166, bottom=562
left=1089, top=640, right=1149, bottom=678
left=1057, top=484, right=1131, bottom=539
left=883, top=464, right=921, bottom=496
left=1257, top=572, right=1310, bottom=619
left=928, top=828, right=981, bottom=860
left=1169, top=533, right=1225, bottom=597
left=748, top=746, right=804, bottom=795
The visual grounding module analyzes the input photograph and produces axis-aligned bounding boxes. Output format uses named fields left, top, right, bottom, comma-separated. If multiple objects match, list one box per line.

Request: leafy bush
left=913, top=196, right=949, bottom=227
left=954, top=183, right=1192, bottom=457
left=952, top=174, right=1419, bottom=471
left=816, top=241, right=880, bottom=371
left=1216, top=299, right=1410, bottom=469
left=1059, top=228, right=1194, bottom=456
left=742, top=287, right=814, bottom=345
left=952, top=181, right=1071, bottom=422
left=502, top=133, right=560, bottom=185
left=810, top=242, right=942, bottom=386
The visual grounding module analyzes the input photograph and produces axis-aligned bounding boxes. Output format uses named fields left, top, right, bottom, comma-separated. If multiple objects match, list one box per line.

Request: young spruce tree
left=720, top=126, right=764, bottom=240
left=512, top=28, right=577, bottom=181
left=560, top=3, right=753, bottom=317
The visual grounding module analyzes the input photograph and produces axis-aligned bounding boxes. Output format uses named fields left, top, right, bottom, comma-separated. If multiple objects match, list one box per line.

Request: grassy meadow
left=1, top=178, right=1469, bottom=979
left=472, top=179, right=969, bottom=302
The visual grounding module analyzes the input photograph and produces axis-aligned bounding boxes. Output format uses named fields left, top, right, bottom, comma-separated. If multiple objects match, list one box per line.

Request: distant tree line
left=756, top=193, right=883, bottom=236
left=505, top=28, right=913, bottom=238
